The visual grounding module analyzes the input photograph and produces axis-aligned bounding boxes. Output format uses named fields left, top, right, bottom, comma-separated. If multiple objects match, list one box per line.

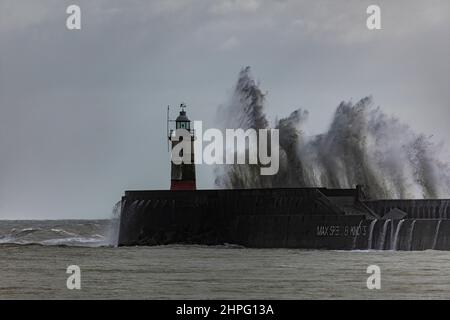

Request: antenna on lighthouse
left=166, top=105, right=170, bottom=152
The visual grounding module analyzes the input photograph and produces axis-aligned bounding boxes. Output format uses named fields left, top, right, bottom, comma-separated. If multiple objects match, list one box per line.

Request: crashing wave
left=0, top=222, right=110, bottom=247
left=215, top=67, right=450, bottom=199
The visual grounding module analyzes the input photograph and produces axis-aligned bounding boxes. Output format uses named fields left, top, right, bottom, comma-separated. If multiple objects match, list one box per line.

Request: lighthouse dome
left=176, top=111, right=190, bottom=122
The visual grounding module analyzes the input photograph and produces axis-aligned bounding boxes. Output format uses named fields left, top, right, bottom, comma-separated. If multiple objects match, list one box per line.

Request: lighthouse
left=168, top=104, right=197, bottom=190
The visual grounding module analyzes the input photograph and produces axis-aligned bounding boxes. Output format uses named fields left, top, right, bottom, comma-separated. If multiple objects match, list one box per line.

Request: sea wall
left=118, top=188, right=348, bottom=246
left=118, top=188, right=450, bottom=250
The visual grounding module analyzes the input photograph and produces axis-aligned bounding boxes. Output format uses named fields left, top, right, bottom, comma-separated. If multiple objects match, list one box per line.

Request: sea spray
left=215, top=66, right=271, bottom=188
left=215, top=67, right=450, bottom=199
left=367, top=219, right=377, bottom=250
left=106, top=200, right=121, bottom=247
left=432, top=220, right=442, bottom=250
left=378, top=219, right=391, bottom=250
left=392, top=219, right=405, bottom=250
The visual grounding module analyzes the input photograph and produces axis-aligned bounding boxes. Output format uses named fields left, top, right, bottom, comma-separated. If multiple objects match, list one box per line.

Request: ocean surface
left=1, top=220, right=450, bottom=299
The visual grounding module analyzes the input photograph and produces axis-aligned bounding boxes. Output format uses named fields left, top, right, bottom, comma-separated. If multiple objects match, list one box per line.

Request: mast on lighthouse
left=168, top=103, right=197, bottom=190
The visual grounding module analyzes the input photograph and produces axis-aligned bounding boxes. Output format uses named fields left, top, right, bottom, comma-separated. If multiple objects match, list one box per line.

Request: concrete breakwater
left=118, top=187, right=450, bottom=250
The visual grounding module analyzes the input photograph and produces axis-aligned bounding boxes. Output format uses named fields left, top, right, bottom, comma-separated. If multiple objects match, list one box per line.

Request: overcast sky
left=1, top=0, right=449, bottom=219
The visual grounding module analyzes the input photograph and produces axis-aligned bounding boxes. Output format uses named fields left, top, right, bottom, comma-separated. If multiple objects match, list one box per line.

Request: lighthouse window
left=177, top=122, right=190, bottom=130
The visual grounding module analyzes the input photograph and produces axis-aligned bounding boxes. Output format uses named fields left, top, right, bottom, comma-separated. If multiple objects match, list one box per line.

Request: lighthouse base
left=170, top=180, right=196, bottom=190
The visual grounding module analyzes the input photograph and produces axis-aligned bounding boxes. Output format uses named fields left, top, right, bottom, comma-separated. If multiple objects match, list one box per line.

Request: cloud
left=210, top=0, right=261, bottom=15
left=0, top=0, right=54, bottom=33
left=218, top=36, right=239, bottom=50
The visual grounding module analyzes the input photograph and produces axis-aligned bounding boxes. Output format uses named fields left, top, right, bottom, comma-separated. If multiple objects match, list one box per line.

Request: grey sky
left=1, top=0, right=449, bottom=219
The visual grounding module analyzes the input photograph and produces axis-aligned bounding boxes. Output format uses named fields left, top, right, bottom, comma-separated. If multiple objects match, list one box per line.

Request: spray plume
left=215, top=67, right=450, bottom=199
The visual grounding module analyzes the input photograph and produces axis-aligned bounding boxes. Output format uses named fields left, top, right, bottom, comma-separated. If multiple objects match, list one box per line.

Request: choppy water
left=1, top=220, right=450, bottom=299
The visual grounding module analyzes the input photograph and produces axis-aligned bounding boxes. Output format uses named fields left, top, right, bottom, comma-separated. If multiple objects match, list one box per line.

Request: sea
left=1, top=220, right=449, bottom=299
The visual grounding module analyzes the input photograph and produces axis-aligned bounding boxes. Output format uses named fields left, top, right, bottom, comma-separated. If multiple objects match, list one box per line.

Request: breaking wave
left=0, top=220, right=112, bottom=247
left=0, top=201, right=121, bottom=247
left=215, top=67, right=450, bottom=199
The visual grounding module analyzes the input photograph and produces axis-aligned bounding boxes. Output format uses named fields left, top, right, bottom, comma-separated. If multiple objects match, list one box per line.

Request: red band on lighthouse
left=170, top=180, right=196, bottom=191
